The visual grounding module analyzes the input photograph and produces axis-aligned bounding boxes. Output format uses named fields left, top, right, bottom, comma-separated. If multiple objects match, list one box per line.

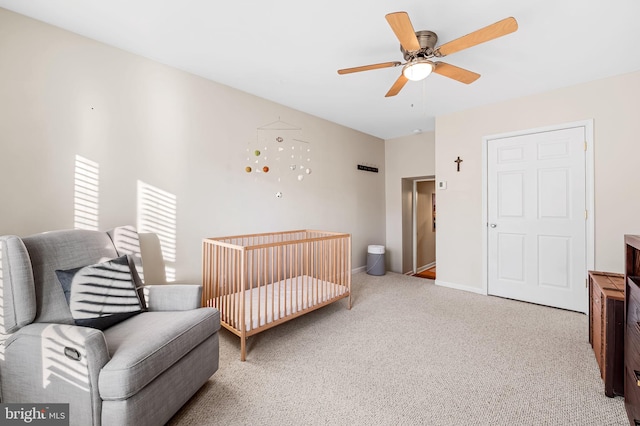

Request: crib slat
left=221, top=246, right=226, bottom=325
left=240, top=248, right=247, bottom=361
left=249, top=251, right=253, bottom=331
left=347, top=235, right=352, bottom=309
left=230, top=248, right=234, bottom=329
left=202, top=243, right=207, bottom=306
left=270, top=246, right=275, bottom=322
left=307, top=241, right=316, bottom=306
left=257, top=246, right=262, bottom=328
left=278, top=244, right=282, bottom=319
left=263, top=246, right=267, bottom=327
left=234, top=248, right=239, bottom=330
left=321, top=239, right=325, bottom=304
left=294, top=242, right=298, bottom=313
left=322, top=239, right=327, bottom=301
left=331, top=240, right=340, bottom=298
left=317, top=240, right=321, bottom=304
left=227, top=248, right=233, bottom=329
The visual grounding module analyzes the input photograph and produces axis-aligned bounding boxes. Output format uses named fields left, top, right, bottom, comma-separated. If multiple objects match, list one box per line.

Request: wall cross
left=454, top=156, right=463, bottom=172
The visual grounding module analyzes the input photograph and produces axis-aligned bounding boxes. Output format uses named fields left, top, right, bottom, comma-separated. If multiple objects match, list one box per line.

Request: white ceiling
left=2, top=1, right=640, bottom=140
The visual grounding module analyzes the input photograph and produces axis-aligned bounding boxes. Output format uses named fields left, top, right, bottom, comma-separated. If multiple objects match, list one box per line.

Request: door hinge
left=584, top=141, right=587, bottom=151
left=585, top=210, right=588, bottom=220
left=585, top=278, right=588, bottom=288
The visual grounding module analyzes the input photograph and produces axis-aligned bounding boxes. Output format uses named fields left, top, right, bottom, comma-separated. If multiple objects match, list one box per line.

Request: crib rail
left=202, top=230, right=351, bottom=360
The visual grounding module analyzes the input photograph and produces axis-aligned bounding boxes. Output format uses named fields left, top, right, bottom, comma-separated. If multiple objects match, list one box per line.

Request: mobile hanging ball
left=263, top=166, right=269, bottom=173
left=245, top=166, right=252, bottom=173
left=254, top=150, right=261, bottom=156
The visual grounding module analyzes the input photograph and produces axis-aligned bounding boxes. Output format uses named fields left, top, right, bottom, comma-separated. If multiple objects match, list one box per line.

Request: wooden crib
left=202, top=230, right=351, bottom=361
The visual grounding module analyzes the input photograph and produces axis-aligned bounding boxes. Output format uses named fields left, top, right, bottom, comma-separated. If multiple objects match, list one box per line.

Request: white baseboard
left=435, top=279, right=487, bottom=295
left=352, top=265, right=366, bottom=274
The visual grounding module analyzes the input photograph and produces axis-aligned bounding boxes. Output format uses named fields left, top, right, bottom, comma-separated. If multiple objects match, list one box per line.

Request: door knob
left=489, top=223, right=497, bottom=228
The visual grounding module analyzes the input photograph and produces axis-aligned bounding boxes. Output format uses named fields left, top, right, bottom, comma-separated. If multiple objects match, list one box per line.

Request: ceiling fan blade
left=433, top=62, right=480, bottom=84
left=436, top=17, right=518, bottom=57
left=338, top=61, right=402, bottom=75
left=385, top=74, right=409, bottom=97
left=385, top=12, right=421, bottom=52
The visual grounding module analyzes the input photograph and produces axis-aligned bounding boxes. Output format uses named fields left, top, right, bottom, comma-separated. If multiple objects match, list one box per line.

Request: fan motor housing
left=401, top=30, right=438, bottom=60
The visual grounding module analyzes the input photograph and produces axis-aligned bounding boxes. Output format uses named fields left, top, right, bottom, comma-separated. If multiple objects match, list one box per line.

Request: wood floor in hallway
left=414, top=266, right=436, bottom=280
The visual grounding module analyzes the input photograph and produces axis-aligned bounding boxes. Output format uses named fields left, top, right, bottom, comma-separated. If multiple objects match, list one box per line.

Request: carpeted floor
left=168, top=272, right=627, bottom=425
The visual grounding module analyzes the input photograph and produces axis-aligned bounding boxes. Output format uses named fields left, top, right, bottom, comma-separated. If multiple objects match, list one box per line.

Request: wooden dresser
left=588, top=270, right=624, bottom=397
left=625, top=235, right=640, bottom=424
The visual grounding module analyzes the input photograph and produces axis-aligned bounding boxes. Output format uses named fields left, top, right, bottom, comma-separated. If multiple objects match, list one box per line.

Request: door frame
left=481, top=120, right=595, bottom=309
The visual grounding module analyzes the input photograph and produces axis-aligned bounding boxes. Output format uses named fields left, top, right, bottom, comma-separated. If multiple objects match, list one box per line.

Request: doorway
left=482, top=121, right=594, bottom=313
left=401, top=176, right=436, bottom=275
left=415, top=180, right=436, bottom=275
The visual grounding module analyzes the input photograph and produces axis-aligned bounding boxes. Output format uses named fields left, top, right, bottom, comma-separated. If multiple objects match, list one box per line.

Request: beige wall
left=417, top=180, right=435, bottom=269
left=0, top=9, right=386, bottom=280
left=385, top=132, right=435, bottom=273
left=436, top=70, right=640, bottom=290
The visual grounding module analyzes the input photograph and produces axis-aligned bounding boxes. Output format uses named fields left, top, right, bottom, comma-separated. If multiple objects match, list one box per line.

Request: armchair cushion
left=0, top=235, right=37, bottom=334
left=55, top=255, right=144, bottom=330
left=99, top=308, right=220, bottom=400
left=22, top=229, right=120, bottom=325
left=144, top=284, right=203, bottom=311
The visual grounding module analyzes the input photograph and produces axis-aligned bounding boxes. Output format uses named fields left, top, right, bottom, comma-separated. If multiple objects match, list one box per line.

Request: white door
left=487, top=126, right=587, bottom=312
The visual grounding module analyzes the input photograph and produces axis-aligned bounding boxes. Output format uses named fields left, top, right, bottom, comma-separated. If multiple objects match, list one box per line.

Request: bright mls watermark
left=0, top=404, right=68, bottom=425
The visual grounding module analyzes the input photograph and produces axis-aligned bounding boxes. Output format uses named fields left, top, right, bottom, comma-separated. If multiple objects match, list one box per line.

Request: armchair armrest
left=144, top=284, right=202, bottom=311
left=2, top=323, right=109, bottom=424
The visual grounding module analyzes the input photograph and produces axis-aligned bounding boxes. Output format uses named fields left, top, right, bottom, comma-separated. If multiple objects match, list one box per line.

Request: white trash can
left=366, top=245, right=386, bottom=276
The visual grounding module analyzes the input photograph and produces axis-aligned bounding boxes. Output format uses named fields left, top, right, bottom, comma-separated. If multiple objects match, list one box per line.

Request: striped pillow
left=56, top=255, right=144, bottom=330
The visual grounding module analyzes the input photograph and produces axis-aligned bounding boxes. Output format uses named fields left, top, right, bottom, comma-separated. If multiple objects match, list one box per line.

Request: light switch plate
left=438, top=181, right=447, bottom=190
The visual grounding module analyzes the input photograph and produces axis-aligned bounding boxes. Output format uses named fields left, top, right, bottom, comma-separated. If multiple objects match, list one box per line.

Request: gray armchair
left=0, top=226, right=220, bottom=426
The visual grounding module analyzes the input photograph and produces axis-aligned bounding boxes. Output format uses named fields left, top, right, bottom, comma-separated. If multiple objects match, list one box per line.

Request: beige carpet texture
left=169, top=272, right=627, bottom=425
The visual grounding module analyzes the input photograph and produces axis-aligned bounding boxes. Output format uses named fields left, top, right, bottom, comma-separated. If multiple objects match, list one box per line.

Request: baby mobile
left=244, top=118, right=312, bottom=191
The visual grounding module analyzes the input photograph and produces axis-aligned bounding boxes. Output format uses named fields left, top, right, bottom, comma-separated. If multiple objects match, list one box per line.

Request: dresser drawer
left=629, top=281, right=640, bottom=334
left=625, top=280, right=640, bottom=323
left=628, top=320, right=640, bottom=355
left=627, top=325, right=640, bottom=359
left=626, top=365, right=640, bottom=424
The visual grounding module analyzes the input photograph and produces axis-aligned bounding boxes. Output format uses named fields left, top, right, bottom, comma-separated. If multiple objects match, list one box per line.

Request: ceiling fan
left=337, top=12, right=518, bottom=97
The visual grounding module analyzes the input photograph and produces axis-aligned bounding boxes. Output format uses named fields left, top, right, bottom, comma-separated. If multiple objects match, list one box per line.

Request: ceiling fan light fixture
left=402, top=59, right=434, bottom=81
